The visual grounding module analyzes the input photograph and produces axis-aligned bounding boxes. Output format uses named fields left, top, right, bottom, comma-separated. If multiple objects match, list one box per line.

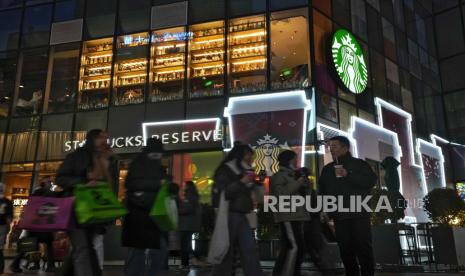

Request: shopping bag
left=207, top=192, right=230, bottom=264
left=150, top=184, right=178, bottom=231
left=18, top=196, right=74, bottom=232
left=74, top=183, right=127, bottom=224
left=17, top=236, right=39, bottom=253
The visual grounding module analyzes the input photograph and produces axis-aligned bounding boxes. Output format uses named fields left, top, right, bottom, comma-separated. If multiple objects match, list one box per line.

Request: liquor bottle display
left=113, top=33, right=149, bottom=106
left=229, top=17, right=267, bottom=94
left=79, top=38, right=113, bottom=110
left=189, top=21, right=225, bottom=98
left=150, top=27, right=187, bottom=102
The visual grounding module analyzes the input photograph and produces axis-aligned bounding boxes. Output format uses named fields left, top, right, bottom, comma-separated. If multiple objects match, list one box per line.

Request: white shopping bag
left=207, top=192, right=230, bottom=264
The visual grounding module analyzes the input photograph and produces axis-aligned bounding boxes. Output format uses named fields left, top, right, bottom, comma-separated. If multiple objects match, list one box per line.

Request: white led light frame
left=416, top=138, right=447, bottom=191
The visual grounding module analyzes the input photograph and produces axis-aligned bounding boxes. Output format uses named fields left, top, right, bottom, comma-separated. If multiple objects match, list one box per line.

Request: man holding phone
left=318, top=136, right=377, bottom=276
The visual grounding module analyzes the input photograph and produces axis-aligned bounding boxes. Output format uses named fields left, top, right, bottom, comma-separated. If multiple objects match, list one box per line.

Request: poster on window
left=230, top=109, right=305, bottom=176
left=421, top=154, right=442, bottom=192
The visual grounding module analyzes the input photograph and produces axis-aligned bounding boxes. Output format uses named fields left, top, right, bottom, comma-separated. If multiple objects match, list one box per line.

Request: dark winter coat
left=178, top=188, right=201, bottom=232
left=381, top=156, right=401, bottom=193
left=318, top=153, right=377, bottom=220
left=55, top=147, right=118, bottom=194
left=212, top=160, right=257, bottom=213
left=121, top=153, right=170, bottom=249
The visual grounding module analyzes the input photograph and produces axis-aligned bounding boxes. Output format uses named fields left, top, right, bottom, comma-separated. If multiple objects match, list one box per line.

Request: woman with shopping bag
left=209, top=143, right=263, bottom=276
left=56, top=129, right=118, bottom=276
left=122, top=138, right=179, bottom=276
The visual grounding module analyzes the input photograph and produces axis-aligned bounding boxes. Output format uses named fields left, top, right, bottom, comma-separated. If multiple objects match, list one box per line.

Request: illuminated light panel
left=416, top=138, right=447, bottom=190
left=232, top=45, right=266, bottom=52
left=142, top=118, right=221, bottom=146
left=194, top=38, right=225, bottom=44
left=230, top=31, right=266, bottom=39
left=430, top=134, right=449, bottom=146
left=348, top=116, right=403, bottom=194
left=316, top=122, right=358, bottom=158
left=374, top=97, right=421, bottom=168
left=87, top=66, right=112, bottom=71
left=193, top=51, right=224, bottom=57
left=224, top=90, right=311, bottom=167
left=231, top=58, right=266, bottom=65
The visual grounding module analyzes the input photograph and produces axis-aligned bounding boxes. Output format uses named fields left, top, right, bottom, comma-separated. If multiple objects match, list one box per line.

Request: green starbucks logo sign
left=331, top=29, right=368, bottom=94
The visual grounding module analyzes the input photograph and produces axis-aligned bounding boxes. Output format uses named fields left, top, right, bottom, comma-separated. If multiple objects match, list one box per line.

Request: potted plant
left=423, top=188, right=465, bottom=269
left=370, top=187, right=406, bottom=267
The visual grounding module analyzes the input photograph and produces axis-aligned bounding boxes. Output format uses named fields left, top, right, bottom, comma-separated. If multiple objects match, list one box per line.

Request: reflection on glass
left=78, top=38, right=113, bottom=110
left=188, top=21, right=225, bottom=98
left=150, top=27, right=187, bottom=102
left=113, top=32, right=148, bottom=106
left=0, top=53, right=16, bottom=117
left=228, top=15, right=267, bottom=94
left=48, top=44, right=79, bottom=113
left=270, top=8, right=310, bottom=90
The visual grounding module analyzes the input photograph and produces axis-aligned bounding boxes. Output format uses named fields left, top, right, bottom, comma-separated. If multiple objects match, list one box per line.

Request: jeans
left=334, top=218, right=374, bottom=276
left=211, top=212, right=263, bottom=276
left=69, top=228, right=101, bottom=276
left=125, top=237, right=167, bottom=276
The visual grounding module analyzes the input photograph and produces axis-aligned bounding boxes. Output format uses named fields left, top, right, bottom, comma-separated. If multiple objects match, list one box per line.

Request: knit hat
left=144, top=138, right=164, bottom=153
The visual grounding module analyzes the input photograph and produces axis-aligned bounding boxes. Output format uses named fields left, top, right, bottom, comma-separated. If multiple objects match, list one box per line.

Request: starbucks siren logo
left=331, top=29, right=368, bottom=94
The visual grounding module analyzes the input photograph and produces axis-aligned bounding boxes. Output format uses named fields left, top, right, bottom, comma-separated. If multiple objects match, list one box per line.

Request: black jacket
left=318, top=153, right=376, bottom=220
left=121, top=153, right=170, bottom=249
left=212, top=161, right=256, bottom=214
left=55, top=147, right=118, bottom=194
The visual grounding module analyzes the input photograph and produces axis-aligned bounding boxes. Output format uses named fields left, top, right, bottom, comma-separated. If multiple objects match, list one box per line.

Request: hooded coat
left=381, top=156, right=401, bottom=193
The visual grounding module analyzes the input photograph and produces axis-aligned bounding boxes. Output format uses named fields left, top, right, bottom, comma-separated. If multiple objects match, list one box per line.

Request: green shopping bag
left=150, top=184, right=178, bottom=231
left=74, top=183, right=127, bottom=224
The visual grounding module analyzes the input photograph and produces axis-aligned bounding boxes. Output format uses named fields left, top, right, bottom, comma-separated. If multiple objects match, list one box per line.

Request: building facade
left=0, top=0, right=460, bottom=224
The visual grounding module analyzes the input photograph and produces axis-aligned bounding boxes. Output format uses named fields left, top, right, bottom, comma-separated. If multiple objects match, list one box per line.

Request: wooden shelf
left=153, top=79, right=183, bottom=84
left=231, top=69, right=266, bottom=76
left=230, top=54, right=266, bottom=61
left=190, top=46, right=224, bottom=53
left=81, top=74, right=111, bottom=80
left=114, top=83, right=146, bottom=88
left=191, top=72, right=224, bottom=79
left=80, top=87, right=110, bottom=92
left=154, top=52, right=185, bottom=59
left=230, top=41, right=266, bottom=48
left=192, top=33, right=224, bottom=41
left=229, top=28, right=266, bottom=37
left=115, top=69, right=147, bottom=76
left=85, top=49, right=113, bottom=57
left=153, top=64, right=185, bottom=69
left=152, top=65, right=184, bottom=73
left=191, top=60, right=224, bottom=68
left=82, top=62, right=112, bottom=68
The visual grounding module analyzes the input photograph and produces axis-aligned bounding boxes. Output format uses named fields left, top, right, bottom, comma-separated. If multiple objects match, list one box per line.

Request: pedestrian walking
left=177, top=181, right=203, bottom=270
left=318, top=136, right=377, bottom=276
left=10, top=178, right=56, bottom=273
left=270, top=150, right=310, bottom=276
left=122, top=138, right=178, bottom=276
left=0, top=183, right=13, bottom=274
left=56, top=129, right=117, bottom=276
left=210, top=144, right=263, bottom=276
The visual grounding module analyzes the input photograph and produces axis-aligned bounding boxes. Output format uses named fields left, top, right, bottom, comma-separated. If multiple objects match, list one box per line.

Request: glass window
left=0, top=9, right=21, bottom=51
left=188, top=21, right=225, bottom=98
left=366, top=5, right=383, bottom=52
left=75, top=110, right=108, bottom=131
left=78, top=38, right=113, bottom=110
left=47, top=43, right=80, bottom=113
left=22, top=5, right=53, bottom=48
left=379, top=0, right=394, bottom=22
left=0, top=120, right=6, bottom=161
left=440, top=54, right=465, bottom=92
left=37, top=114, right=73, bottom=161
left=25, top=0, right=52, bottom=5
left=150, top=27, right=186, bottom=102
left=338, top=101, right=356, bottom=132
left=228, top=15, right=267, bottom=94
left=0, top=52, right=17, bottom=118
left=14, top=49, right=49, bottom=116
left=228, top=0, right=265, bottom=17
left=54, top=0, right=85, bottom=22
left=370, top=50, right=386, bottom=99
left=189, top=0, right=225, bottom=23
left=118, top=0, right=150, bottom=34
left=332, top=0, right=351, bottom=29
left=4, top=118, right=38, bottom=162
left=270, top=0, right=307, bottom=11
left=270, top=8, right=310, bottom=90
left=351, top=0, right=367, bottom=42
left=356, top=88, right=374, bottom=112
left=0, top=0, right=22, bottom=10
left=392, top=0, right=405, bottom=30
left=113, top=32, right=149, bottom=106
left=435, top=7, right=465, bottom=58
left=382, top=17, right=396, bottom=61
left=313, top=9, right=335, bottom=94
left=85, top=0, right=116, bottom=39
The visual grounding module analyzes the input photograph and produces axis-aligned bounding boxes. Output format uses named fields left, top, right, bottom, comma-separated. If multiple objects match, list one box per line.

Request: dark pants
left=69, top=228, right=102, bottom=276
left=334, top=218, right=374, bottom=276
left=272, top=221, right=305, bottom=276
left=180, top=231, right=199, bottom=266
left=211, top=212, right=262, bottom=276
left=12, top=234, right=55, bottom=270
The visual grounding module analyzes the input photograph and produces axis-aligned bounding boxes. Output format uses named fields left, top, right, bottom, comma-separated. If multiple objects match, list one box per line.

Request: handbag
left=18, top=196, right=74, bottom=232
left=207, top=192, right=230, bottom=264
left=150, top=183, right=178, bottom=231
left=17, top=236, right=39, bottom=253
left=74, top=182, right=127, bottom=225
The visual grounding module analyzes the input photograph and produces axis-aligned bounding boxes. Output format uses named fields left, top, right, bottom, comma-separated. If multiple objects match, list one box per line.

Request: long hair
left=341, top=46, right=363, bottom=92
left=255, top=144, right=280, bottom=175
left=217, top=144, right=253, bottom=173
left=81, top=129, right=104, bottom=169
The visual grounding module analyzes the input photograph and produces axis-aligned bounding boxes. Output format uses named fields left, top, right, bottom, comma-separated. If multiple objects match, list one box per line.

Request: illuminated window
left=150, top=27, right=187, bottom=102
left=270, top=8, right=310, bottom=90
left=188, top=21, right=225, bottom=98
left=113, top=32, right=149, bottom=106
left=78, top=38, right=113, bottom=110
left=228, top=15, right=267, bottom=94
